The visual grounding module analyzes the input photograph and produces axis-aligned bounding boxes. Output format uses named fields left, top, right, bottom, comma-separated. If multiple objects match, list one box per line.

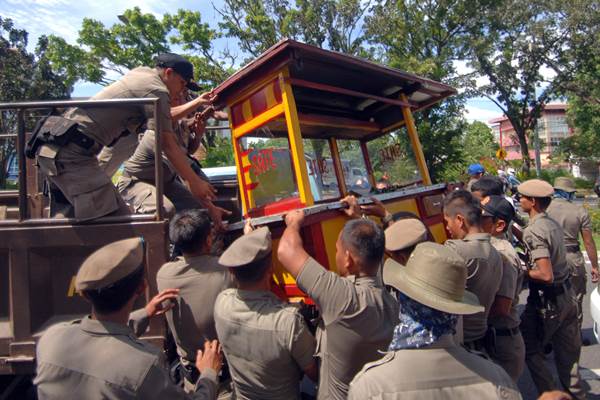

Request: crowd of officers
left=33, top=173, right=599, bottom=400
left=24, top=52, right=599, bottom=399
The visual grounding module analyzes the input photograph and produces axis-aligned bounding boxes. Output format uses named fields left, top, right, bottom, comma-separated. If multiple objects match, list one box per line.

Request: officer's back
left=443, top=190, right=503, bottom=346
left=214, top=226, right=317, bottom=400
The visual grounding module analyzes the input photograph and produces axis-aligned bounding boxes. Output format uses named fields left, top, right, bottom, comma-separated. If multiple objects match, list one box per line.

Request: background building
left=489, top=103, right=572, bottom=166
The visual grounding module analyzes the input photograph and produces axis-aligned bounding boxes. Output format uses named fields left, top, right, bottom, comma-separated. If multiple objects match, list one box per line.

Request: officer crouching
left=517, top=179, right=586, bottom=399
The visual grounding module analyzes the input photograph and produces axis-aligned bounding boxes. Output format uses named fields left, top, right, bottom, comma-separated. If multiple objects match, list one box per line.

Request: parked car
left=591, top=286, right=600, bottom=343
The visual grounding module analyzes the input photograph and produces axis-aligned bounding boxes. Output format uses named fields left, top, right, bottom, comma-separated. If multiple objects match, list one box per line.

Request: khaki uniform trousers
left=37, top=142, right=130, bottom=220
left=493, top=330, right=525, bottom=382
left=117, top=176, right=201, bottom=218
left=566, top=251, right=587, bottom=326
left=520, top=285, right=585, bottom=399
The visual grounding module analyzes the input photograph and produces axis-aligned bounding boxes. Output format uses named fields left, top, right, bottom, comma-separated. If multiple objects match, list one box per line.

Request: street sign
left=496, top=148, right=507, bottom=160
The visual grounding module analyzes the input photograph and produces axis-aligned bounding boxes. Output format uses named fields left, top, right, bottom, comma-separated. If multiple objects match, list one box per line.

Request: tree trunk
left=515, top=126, right=531, bottom=174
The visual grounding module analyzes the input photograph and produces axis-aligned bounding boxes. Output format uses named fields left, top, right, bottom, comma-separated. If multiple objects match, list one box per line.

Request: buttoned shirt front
left=348, top=335, right=521, bottom=400
left=295, top=257, right=399, bottom=400
left=445, top=233, right=503, bottom=342
left=214, top=289, right=316, bottom=400
left=34, top=316, right=217, bottom=400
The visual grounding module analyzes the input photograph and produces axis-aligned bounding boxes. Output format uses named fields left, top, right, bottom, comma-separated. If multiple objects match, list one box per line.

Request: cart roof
left=214, top=39, right=457, bottom=140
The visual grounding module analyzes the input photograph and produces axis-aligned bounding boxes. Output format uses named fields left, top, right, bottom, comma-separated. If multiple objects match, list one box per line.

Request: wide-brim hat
left=383, top=242, right=483, bottom=315
left=553, top=177, right=576, bottom=193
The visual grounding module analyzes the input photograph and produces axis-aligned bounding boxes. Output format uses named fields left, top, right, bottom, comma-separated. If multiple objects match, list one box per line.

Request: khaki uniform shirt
left=445, top=233, right=503, bottom=342
left=34, top=316, right=217, bottom=400
left=214, top=289, right=316, bottom=400
left=296, top=257, right=399, bottom=400
left=523, top=212, right=569, bottom=283
left=157, top=255, right=234, bottom=364
left=547, top=198, right=592, bottom=247
left=65, top=67, right=172, bottom=146
left=348, top=335, right=521, bottom=400
left=489, top=237, right=523, bottom=329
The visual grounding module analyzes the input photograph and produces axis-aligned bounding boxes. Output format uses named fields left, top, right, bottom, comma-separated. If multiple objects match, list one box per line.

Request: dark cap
left=219, top=227, right=272, bottom=267
left=480, top=195, right=515, bottom=223
left=75, top=238, right=145, bottom=291
left=155, top=53, right=201, bottom=91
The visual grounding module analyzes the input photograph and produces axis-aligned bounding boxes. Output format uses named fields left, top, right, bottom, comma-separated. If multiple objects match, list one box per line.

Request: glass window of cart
left=303, top=139, right=340, bottom=202
left=366, top=130, right=422, bottom=192
left=236, top=120, right=300, bottom=211
left=337, top=139, right=372, bottom=196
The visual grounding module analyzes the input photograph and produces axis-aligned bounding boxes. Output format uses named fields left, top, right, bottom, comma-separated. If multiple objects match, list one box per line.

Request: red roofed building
left=489, top=103, right=573, bottom=166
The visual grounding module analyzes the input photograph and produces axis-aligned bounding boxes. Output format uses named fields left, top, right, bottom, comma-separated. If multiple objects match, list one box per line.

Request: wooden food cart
left=213, top=39, right=457, bottom=300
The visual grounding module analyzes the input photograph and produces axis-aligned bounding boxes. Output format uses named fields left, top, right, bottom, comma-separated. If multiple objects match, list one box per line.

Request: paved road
left=518, top=253, right=600, bottom=400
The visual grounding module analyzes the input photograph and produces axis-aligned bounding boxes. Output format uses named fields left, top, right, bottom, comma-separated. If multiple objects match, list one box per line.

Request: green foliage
left=462, top=0, right=586, bottom=173
left=558, top=96, right=600, bottom=159
left=45, top=7, right=229, bottom=88
left=203, top=136, right=235, bottom=167
left=585, top=206, right=600, bottom=234
left=0, top=17, right=71, bottom=189
left=217, top=0, right=370, bottom=60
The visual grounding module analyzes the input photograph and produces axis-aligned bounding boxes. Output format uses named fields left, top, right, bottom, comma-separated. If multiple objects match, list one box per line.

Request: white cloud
left=464, top=104, right=503, bottom=125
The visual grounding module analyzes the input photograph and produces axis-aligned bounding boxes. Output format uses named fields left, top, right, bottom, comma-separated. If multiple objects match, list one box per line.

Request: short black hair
left=230, top=257, right=271, bottom=284
left=471, top=176, right=504, bottom=196
left=169, top=209, right=211, bottom=253
left=443, top=190, right=482, bottom=227
left=340, top=219, right=385, bottom=268
left=535, top=196, right=552, bottom=210
left=83, top=267, right=145, bottom=314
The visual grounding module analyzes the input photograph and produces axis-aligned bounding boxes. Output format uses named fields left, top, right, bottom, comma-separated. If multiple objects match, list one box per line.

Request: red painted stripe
left=250, top=87, right=268, bottom=116
left=240, top=149, right=251, bottom=158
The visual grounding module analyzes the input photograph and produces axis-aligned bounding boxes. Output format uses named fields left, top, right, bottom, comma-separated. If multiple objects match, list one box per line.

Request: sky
left=1, top=0, right=509, bottom=124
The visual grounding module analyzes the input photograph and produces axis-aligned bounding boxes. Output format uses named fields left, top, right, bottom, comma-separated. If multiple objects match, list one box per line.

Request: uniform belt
left=565, top=245, right=580, bottom=253
left=495, top=327, right=520, bottom=337
left=530, top=278, right=571, bottom=296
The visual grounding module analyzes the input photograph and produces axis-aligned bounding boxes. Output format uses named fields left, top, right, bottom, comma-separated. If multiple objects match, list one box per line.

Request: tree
left=463, top=120, right=498, bottom=163
left=216, top=0, right=371, bottom=59
left=365, top=0, right=477, bottom=181
left=45, top=7, right=232, bottom=88
left=558, top=97, right=600, bottom=159
left=463, top=0, right=580, bottom=173
left=0, top=17, right=71, bottom=188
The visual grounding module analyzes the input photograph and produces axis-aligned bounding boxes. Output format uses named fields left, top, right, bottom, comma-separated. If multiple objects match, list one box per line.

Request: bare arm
left=162, top=130, right=216, bottom=202
left=170, top=92, right=214, bottom=121
left=489, top=295, right=512, bottom=318
left=528, top=257, right=554, bottom=284
left=582, top=229, right=599, bottom=283
left=277, top=209, right=310, bottom=278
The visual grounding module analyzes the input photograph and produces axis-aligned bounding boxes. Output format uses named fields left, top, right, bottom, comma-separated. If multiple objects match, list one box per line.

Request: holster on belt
left=529, top=282, right=563, bottom=345
left=26, top=115, right=79, bottom=158
left=181, top=363, right=200, bottom=384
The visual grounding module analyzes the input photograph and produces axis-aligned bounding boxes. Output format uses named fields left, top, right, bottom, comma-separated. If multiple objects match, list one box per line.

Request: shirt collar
left=464, top=232, right=491, bottom=241
left=530, top=212, right=547, bottom=222
left=79, top=316, right=134, bottom=337
left=235, top=289, right=279, bottom=302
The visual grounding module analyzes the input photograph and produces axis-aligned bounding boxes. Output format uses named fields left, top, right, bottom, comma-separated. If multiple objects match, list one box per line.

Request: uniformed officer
left=278, top=210, right=399, bottom=400
left=32, top=53, right=218, bottom=220
left=34, top=238, right=222, bottom=399
left=213, top=226, right=317, bottom=400
left=348, top=242, right=521, bottom=400
left=443, top=190, right=503, bottom=351
left=466, top=163, right=485, bottom=192
left=384, top=217, right=428, bottom=266
left=157, top=209, right=234, bottom=392
left=480, top=195, right=525, bottom=382
left=518, top=179, right=585, bottom=399
left=547, top=177, right=600, bottom=328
